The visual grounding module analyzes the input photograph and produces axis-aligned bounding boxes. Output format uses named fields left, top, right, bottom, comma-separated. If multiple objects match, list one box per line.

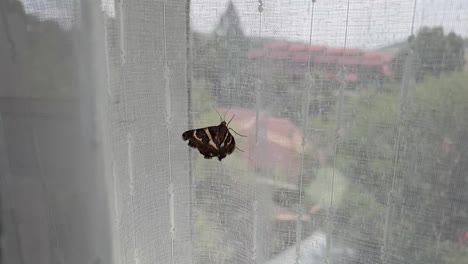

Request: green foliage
left=342, top=90, right=399, bottom=191
left=420, top=240, right=468, bottom=264
left=191, top=24, right=256, bottom=258
left=193, top=208, right=233, bottom=264
left=191, top=79, right=213, bottom=118
left=393, top=27, right=465, bottom=81
left=337, top=72, right=468, bottom=263
left=305, top=167, right=349, bottom=209
left=191, top=11, right=468, bottom=261
left=191, top=2, right=254, bottom=107
left=334, top=184, right=386, bottom=258
left=192, top=159, right=258, bottom=263
left=191, top=108, right=259, bottom=263
left=410, top=73, right=468, bottom=137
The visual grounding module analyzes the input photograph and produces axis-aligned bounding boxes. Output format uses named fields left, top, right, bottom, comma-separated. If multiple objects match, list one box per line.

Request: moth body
left=182, top=121, right=236, bottom=161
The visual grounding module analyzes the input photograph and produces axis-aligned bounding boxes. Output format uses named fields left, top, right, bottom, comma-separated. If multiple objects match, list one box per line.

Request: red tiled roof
left=363, top=51, right=392, bottom=62
left=363, top=51, right=383, bottom=59
left=287, top=44, right=326, bottom=53
left=342, top=48, right=364, bottom=56
left=288, top=44, right=309, bottom=52
left=245, top=42, right=394, bottom=79
left=273, top=206, right=311, bottom=221
left=268, top=50, right=291, bottom=60
left=220, top=108, right=304, bottom=177
left=325, top=47, right=362, bottom=56
left=308, top=45, right=327, bottom=52
left=380, top=55, right=393, bottom=63
left=266, top=42, right=290, bottom=50
left=381, top=64, right=392, bottom=77
left=324, top=47, right=343, bottom=55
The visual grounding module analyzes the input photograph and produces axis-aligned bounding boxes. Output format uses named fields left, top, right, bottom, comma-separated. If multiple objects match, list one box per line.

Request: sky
left=190, top=0, right=468, bottom=49
left=22, top=0, right=468, bottom=49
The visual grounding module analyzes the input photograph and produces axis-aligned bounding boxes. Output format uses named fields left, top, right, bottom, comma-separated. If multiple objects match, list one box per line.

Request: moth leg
left=200, top=149, right=215, bottom=159
left=218, top=153, right=226, bottom=161
left=229, top=128, right=247, bottom=137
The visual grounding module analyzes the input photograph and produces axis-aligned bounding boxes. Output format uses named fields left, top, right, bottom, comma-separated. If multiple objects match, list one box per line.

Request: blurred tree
left=192, top=153, right=261, bottom=264
left=392, top=27, right=465, bottom=81
left=213, top=1, right=245, bottom=40
left=443, top=32, right=466, bottom=72
left=192, top=1, right=253, bottom=107
left=338, top=72, right=468, bottom=263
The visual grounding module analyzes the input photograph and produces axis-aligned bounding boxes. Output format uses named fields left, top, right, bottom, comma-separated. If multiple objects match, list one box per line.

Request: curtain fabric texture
left=1, top=1, right=467, bottom=264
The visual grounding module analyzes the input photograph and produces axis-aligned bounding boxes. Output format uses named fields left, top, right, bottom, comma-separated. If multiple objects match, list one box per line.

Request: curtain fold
left=1, top=1, right=467, bottom=264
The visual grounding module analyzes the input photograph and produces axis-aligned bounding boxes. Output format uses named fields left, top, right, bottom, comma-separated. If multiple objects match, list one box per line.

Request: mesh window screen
left=1, top=0, right=468, bottom=264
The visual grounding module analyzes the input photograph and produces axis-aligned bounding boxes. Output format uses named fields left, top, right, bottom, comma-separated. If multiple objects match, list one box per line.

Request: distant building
left=224, top=107, right=304, bottom=184
left=246, top=41, right=393, bottom=86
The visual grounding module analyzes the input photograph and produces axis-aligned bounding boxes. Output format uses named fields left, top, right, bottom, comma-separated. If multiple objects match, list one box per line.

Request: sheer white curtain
left=1, top=0, right=467, bottom=264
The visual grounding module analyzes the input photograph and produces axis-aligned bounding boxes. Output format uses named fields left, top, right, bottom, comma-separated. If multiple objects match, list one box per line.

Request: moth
left=182, top=108, right=245, bottom=161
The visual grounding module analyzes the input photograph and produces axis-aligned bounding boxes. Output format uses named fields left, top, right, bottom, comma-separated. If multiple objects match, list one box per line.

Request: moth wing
left=207, top=125, right=226, bottom=149
left=224, top=132, right=236, bottom=155
left=217, top=132, right=236, bottom=161
left=182, top=126, right=220, bottom=159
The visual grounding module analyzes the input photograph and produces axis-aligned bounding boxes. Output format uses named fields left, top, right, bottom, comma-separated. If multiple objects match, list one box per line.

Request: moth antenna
left=235, top=146, right=245, bottom=152
left=229, top=127, right=247, bottom=137
left=227, top=114, right=235, bottom=126
left=223, top=106, right=232, bottom=121
left=211, top=104, right=223, bottom=122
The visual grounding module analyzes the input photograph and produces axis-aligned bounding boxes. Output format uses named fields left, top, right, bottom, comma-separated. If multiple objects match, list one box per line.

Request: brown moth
left=182, top=108, right=244, bottom=161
